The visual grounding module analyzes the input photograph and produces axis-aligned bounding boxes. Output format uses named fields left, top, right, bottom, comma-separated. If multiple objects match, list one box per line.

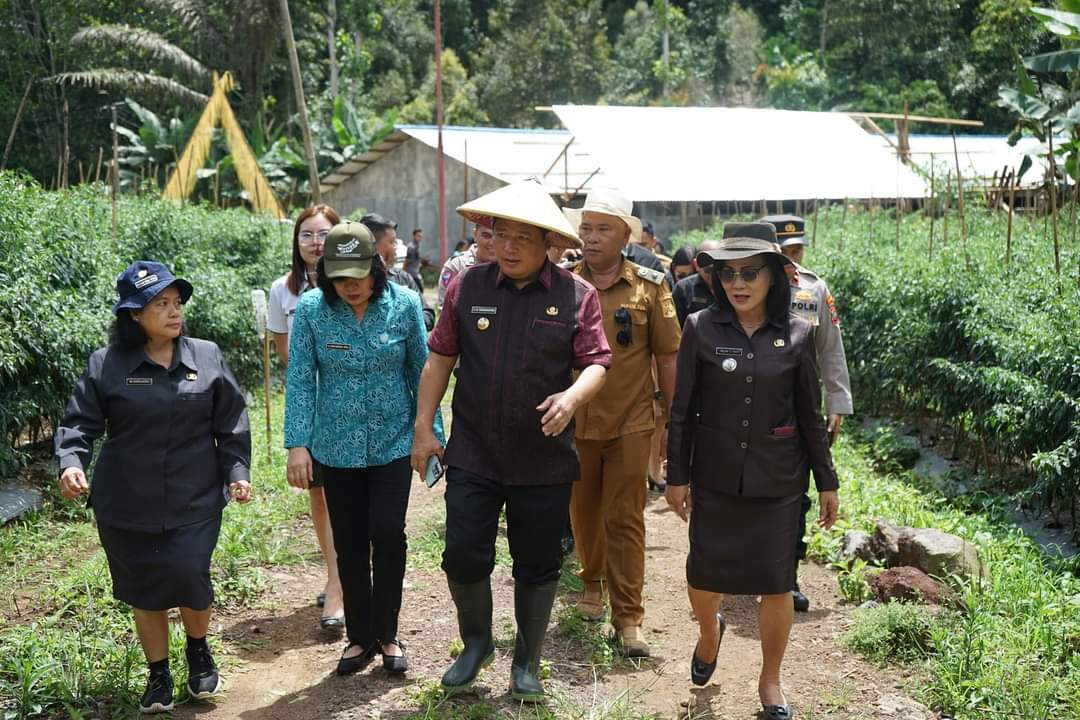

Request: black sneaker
left=139, top=671, right=174, bottom=714
left=186, top=643, right=222, bottom=700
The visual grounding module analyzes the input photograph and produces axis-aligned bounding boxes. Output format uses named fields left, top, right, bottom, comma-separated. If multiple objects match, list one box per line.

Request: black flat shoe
left=381, top=639, right=408, bottom=673
left=320, top=615, right=345, bottom=631
left=792, top=583, right=810, bottom=613
left=336, top=643, right=376, bottom=676
left=690, top=612, right=726, bottom=686
left=761, top=704, right=793, bottom=720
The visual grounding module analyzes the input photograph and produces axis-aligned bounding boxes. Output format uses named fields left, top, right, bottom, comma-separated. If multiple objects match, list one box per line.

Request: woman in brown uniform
left=665, top=223, right=839, bottom=720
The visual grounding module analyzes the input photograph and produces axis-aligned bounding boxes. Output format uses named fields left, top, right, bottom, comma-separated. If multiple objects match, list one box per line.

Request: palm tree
left=51, top=0, right=282, bottom=120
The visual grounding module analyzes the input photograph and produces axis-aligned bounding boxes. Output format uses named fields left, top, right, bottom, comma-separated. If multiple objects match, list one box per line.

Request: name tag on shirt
left=470, top=306, right=498, bottom=315
left=715, top=347, right=743, bottom=357
left=326, top=343, right=351, bottom=351
left=127, top=377, right=153, bottom=385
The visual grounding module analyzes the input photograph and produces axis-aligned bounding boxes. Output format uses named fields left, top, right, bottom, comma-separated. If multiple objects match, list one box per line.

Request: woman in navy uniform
left=665, top=224, right=839, bottom=720
left=55, top=261, right=251, bottom=714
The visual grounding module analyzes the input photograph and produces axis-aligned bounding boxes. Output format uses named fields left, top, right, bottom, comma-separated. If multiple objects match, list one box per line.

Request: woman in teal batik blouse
left=284, top=221, right=444, bottom=676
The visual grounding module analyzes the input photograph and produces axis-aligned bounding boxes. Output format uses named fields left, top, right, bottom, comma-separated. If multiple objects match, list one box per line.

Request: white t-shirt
left=267, top=273, right=312, bottom=335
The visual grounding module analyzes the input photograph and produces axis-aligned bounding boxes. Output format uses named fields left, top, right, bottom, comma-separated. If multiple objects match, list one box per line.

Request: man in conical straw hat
left=562, top=187, right=682, bottom=658
left=411, top=179, right=612, bottom=702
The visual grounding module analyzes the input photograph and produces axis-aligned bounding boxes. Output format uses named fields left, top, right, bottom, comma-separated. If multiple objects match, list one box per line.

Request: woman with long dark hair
left=55, top=261, right=251, bottom=714
left=284, top=221, right=443, bottom=676
left=267, top=204, right=346, bottom=630
left=665, top=223, right=839, bottom=720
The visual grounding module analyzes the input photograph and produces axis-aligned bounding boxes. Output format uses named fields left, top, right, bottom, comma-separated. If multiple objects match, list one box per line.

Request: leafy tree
left=398, top=48, right=489, bottom=126
left=471, top=0, right=611, bottom=127
left=724, top=4, right=764, bottom=105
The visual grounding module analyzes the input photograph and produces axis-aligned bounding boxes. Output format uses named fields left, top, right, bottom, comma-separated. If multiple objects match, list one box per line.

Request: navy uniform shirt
left=54, top=336, right=251, bottom=533
left=672, top=274, right=714, bottom=327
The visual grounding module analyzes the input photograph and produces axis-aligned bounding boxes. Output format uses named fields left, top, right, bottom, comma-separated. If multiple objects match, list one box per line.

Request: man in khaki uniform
left=565, top=188, right=682, bottom=657
left=762, top=214, right=853, bottom=613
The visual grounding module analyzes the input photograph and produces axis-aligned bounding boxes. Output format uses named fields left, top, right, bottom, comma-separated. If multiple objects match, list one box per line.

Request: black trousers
left=442, top=467, right=571, bottom=586
left=322, top=457, right=411, bottom=648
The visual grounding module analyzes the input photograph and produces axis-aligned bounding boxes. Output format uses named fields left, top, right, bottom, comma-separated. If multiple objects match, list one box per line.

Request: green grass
left=0, top=391, right=311, bottom=719
left=807, top=430, right=1080, bottom=719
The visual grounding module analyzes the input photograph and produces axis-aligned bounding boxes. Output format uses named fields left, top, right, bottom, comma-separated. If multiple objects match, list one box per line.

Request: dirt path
left=175, top=480, right=934, bottom=720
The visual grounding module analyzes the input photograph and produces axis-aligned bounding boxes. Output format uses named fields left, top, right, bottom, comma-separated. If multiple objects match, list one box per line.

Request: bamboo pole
left=263, top=332, right=272, bottom=463
left=94, top=147, right=103, bottom=183
left=942, top=172, right=950, bottom=248
left=111, top=105, right=119, bottom=243
left=61, top=99, right=70, bottom=188
left=1048, top=130, right=1061, bottom=277
left=462, top=137, right=468, bottom=241
left=435, top=0, right=448, bottom=265
left=1006, top=173, right=1016, bottom=267
left=929, top=158, right=935, bottom=256
left=951, top=130, right=968, bottom=265
left=0, top=80, right=32, bottom=171
left=279, top=0, right=321, bottom=204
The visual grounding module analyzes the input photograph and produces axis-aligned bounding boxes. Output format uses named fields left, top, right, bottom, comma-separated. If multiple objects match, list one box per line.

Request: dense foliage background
left=0, top=0, right=1057, bottom=196
left=0, top=172, right=288, bottom=476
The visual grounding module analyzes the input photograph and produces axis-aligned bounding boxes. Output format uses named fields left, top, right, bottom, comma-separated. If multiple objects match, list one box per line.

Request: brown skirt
left=686, top=486, right=802, bottom=596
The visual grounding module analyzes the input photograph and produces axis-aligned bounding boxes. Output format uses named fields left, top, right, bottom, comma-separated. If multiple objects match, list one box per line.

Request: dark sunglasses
left=614, top=307, right=632, bottom=346
left=718, top=265, right=768, bottom=284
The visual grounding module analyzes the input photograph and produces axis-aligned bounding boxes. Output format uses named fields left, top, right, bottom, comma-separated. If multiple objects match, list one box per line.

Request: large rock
left=898, top=527, right=985, bottom=580
left=869, top=566, right=945, bottom=605
left=870, top=520, right=903, bottom=566
left=841, top=530, right=876, bottom=562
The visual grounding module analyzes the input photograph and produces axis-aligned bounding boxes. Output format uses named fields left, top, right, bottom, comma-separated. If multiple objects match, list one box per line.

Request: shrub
left=0, top=172, right=290, bottom=476
left=844, top=600, right=937, bottom=664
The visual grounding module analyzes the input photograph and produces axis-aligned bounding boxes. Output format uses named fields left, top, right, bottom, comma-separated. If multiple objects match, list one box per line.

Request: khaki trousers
left=571, top=430, right=651, bottom=630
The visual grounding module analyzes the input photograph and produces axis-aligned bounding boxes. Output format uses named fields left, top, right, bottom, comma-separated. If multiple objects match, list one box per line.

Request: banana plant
left=998, top=5, right=1080, bottom=276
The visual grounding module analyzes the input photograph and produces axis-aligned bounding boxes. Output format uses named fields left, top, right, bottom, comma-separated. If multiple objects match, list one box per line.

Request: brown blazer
left=667, top=305, right=838, bottom=498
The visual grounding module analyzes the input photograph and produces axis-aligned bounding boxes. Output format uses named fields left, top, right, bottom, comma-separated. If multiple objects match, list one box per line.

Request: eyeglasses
left=614, top=307, right=631, bottom=346
left=298, top=229, right=329, bottom=245
left=718, top=265, right=768, bottom=284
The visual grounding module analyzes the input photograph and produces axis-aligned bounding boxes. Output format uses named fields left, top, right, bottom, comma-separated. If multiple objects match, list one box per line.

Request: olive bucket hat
left=323, top=221, right=377, bottom=280
left=112, top=260, right=193, bottom=315
left=695, top=222, right=793, bottom=270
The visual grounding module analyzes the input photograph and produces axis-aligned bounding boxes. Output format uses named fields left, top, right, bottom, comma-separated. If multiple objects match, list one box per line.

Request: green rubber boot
left=441, top=578, right=495, bottom=694
left=509, top=580, right=558, bottom=703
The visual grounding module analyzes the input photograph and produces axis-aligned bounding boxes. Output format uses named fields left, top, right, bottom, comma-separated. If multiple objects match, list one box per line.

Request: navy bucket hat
left=112, top=260, right=193, bottom=315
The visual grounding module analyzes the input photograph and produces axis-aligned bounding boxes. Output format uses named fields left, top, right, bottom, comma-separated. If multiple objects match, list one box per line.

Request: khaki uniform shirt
left=789, top=264, right=853, bottom=415
left=573, top=258, right=682, bottom=440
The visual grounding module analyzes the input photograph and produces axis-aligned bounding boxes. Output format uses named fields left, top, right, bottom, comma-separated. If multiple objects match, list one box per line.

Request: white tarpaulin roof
left=319, top=125, right=605, bottom=195
left=889, top=134, right=1051, bottom=187
left=399, top=125, right=606, bottom=194
left=552, top=105, right=929, bottom=201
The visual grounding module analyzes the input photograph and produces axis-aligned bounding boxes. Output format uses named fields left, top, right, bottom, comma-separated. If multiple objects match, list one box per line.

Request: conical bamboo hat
left=457, top=179, right=582, bottom=250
